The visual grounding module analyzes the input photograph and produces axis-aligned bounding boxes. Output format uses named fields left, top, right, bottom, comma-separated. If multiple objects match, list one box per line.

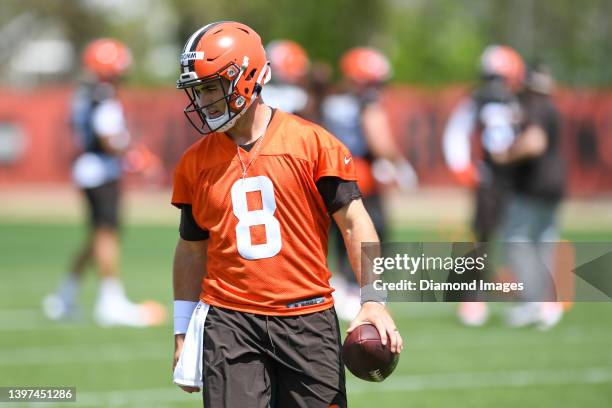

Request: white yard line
left=2, top=333, right=609, bottom=368
left=16, top=367, right=612, bottom=407
left=0, top=343, right=164, bottom=366
left=349, top=366, right=612, bottom=393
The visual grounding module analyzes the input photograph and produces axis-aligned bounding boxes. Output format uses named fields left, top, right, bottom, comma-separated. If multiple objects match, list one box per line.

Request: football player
left=171, top=22, right=402, bottom=407
left=321, top=47, right=417, bottom=320
left=492, top=63, right=566, bottom=329
left=43, top=39, right=165, bottom=327
left=261, top=39, right=310, bottom=115
left=442, top=45, right=525, bottom=326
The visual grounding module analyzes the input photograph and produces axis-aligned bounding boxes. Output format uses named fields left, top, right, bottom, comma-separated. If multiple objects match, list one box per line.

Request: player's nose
left=198, top=92, right=213, bottom=107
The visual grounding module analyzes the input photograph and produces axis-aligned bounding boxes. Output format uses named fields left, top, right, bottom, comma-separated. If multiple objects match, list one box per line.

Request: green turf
left=0, top=222, right=611, bottom=407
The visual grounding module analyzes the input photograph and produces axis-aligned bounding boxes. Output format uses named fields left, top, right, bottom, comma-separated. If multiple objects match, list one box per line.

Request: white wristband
left=173, top=300, right=198, bottom=335
left=360, top=283, right=388, bottom=305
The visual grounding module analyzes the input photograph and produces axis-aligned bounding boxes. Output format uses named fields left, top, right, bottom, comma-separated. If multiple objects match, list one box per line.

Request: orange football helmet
left=83, top=38, right=132, bottom=80
left=480, top=45, right=525, bottom=91
left=266, top=40, right=309, bottom=84
left=340, top=47, right=391, bottom=85
left=177, top=21, right=271, bottom=134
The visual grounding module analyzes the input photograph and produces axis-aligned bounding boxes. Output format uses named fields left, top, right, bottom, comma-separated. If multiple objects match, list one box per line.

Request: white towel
left=173, top=301, right=210, bottom=388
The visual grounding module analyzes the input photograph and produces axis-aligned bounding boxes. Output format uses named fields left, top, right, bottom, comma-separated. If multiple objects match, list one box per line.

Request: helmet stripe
left=183, top=23, right=212, bottom=53
left=182, top=21, right=228, bottom=73
left=182, top=24, right=212, bottom=73
left=182, top=26, right=207, bottom=73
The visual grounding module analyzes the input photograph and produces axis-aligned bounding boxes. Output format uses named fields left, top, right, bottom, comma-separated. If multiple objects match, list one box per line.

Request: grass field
left=1, top=191, right=612, bottom=407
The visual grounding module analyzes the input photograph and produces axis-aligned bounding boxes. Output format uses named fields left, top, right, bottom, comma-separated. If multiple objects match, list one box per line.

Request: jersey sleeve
left=313, top=128, right=358, bottom=182
left=442, top=98, right=477, bottom=172
left=171, top=147, right=198, bottom=208
left=316, top=177, right=362, bottom=214
left=91, top=100, right=131, bottom=151
left=179, top=204, right=210, bottom=240
left=92, top=100, right=125, bottom=136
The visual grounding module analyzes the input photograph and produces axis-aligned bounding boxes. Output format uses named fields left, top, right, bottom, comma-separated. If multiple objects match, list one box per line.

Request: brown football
left=342, top=323, right=399, bottom=382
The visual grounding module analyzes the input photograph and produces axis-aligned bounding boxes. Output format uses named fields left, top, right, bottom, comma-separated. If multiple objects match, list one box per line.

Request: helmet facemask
left=179, top=61, right=249, bottom=134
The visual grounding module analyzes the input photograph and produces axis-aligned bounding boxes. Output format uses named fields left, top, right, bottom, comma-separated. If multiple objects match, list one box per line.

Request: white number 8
left=231, top=176, right=282, bottom=260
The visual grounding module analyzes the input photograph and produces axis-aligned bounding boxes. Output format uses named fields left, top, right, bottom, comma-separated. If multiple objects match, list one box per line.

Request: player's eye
left=195, top=85, right=218, bottom=95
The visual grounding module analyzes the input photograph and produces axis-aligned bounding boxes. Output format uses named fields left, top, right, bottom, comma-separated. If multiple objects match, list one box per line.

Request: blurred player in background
left=492, top=63, right=566, bottom=329
left=170, top=22, right=401, bottom=406
left=261, top=39, right=310, bottom=115
left=43, top=38, right=165, bottom=327
left=262, top=39, right=334, bottom=125
left=300, top=60, right=334, bottom=124
left=442, top=45, right=525, bottom=325
left=321, top=47, right=417, bottom=320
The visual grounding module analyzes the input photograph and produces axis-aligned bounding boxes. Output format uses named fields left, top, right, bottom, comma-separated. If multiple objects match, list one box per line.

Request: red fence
left=0, top=86, right=611, bottom=195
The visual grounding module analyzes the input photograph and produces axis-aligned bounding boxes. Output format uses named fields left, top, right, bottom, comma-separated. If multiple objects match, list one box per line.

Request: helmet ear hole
left=246, top=68, right=257, bottom=81
left=244, top=87, right=250, bottom=94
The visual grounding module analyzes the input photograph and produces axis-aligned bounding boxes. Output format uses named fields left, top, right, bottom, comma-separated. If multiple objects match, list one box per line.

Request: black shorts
left=473, top=181, right=508, bottom=242
left=202, top=306, right=347, bottom=408
left=82, top=180, right=120, bottom=228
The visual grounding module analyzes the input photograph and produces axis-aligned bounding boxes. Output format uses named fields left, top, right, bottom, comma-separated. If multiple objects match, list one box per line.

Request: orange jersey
left=172, top=110, right=357, bottom=316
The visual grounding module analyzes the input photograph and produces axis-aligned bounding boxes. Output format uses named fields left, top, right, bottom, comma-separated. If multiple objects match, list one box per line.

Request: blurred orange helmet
left=82, top=38, right=132, bottom=80
left=177, top=21, right=271, bottom=134
left=480, top=45, right=525, bottom=90
left=266, top=40, right=310, bottom=83
left=340, top=47, right=391, bottom=85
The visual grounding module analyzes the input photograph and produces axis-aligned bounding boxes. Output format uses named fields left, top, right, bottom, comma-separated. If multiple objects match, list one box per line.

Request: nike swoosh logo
left=344, top=156, right=352, bottom=165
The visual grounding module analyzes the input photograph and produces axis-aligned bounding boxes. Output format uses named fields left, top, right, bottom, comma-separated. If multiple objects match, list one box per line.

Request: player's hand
left=347, top=302, right=403, bottom=354
left=173, top=334, right=200, bottom=393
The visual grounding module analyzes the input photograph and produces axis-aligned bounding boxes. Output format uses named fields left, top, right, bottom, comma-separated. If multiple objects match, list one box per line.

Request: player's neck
left=226, top=100, right=271, bottom=146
